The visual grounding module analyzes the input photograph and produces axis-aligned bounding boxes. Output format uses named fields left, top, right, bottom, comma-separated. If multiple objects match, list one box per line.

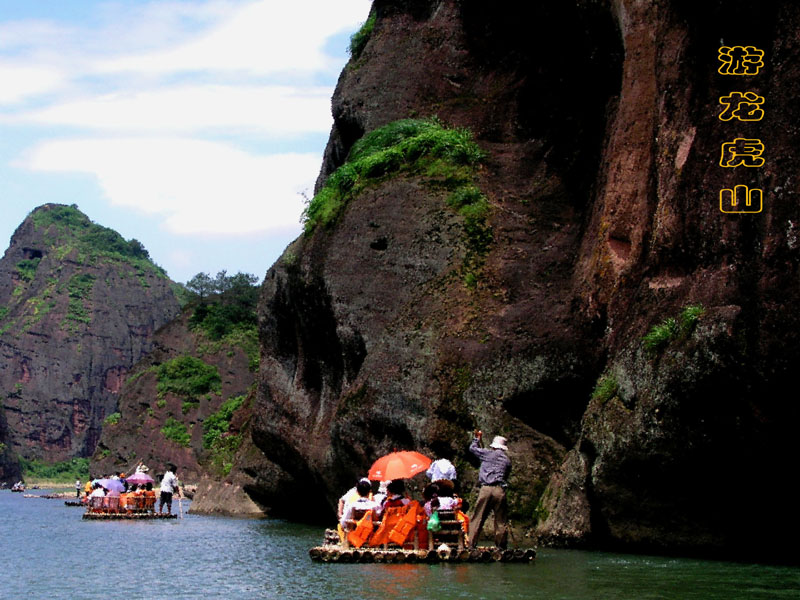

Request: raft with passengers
left=81, top=463, right=182, bottom=520
left=309, top=431, right=536, bottom=564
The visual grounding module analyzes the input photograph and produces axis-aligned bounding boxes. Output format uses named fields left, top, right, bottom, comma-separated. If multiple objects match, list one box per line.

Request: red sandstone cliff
left=0, top=204, right=180, bottom=465
left=241, top=0, right=799, bottom=560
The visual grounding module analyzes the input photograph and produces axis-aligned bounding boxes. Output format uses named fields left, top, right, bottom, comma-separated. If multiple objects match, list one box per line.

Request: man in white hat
left=468, top=429, right=511, bottom=549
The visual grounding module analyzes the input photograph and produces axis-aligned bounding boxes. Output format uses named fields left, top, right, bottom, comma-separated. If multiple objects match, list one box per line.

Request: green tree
left=186, top=272, right=214, bottom=302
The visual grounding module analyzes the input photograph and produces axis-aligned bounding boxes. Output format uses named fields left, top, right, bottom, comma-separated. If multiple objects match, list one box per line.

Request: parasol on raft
left=368, top=451, right=431, bottom=481
left=95, top=478, right=125, bottom=493
left=125, top=472, right=154, bottom=485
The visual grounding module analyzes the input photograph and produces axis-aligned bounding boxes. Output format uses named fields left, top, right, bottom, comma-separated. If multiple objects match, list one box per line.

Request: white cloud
left=0, top=62, right=64, bottom=104
left=22, top=137, right=319, bottom=235
left=95, top=0, right=371, bottom=76
left=10, top=84, right=333, bottom=134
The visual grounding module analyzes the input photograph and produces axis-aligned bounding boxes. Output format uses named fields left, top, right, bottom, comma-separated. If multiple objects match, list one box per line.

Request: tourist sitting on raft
left=422, top=482, right=459, bottom=516
left=340, top=479, right=380, bottom=531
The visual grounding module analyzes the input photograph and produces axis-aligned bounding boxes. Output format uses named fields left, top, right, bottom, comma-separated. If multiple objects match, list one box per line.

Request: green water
left=2, top=490, right=798, bottom=599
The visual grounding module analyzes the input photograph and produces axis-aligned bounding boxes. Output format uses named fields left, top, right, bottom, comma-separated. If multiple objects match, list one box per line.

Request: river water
left=2, top=489, right=798, bottom=599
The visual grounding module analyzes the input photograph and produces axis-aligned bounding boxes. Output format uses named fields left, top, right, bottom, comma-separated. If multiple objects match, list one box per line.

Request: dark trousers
left=468, top=485, right=508, bottom=548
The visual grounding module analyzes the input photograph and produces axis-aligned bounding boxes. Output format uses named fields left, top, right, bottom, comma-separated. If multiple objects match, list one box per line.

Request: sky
left=0, top=0, right=372, bottom=283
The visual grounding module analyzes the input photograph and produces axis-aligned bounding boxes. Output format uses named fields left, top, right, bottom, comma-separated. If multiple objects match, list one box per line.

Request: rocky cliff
left=0, top=204, right=180, bottom=464
left=89, top=307, right=257, bottom=484
left=242, top=0, right=799, bottom=560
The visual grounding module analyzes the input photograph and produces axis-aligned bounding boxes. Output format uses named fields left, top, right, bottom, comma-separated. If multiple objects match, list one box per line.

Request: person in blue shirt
left=468, top=429, right=511, bottom=549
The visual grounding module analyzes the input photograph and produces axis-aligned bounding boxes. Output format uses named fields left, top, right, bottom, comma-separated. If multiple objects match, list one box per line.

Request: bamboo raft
left=82, top=512, right=177, bottom=520
left=309, top=545, right=535, bottom=563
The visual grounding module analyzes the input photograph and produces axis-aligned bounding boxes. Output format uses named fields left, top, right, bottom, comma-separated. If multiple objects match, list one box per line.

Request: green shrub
left=156, top=399, right=166, bottom=409
left=161, top=417, right=191, bottom=447
left=16, top=258, right=41, bottom=282
left=156, top=355, right=221, bottom=398
left=302, top=118, right=486, bottom=232
left=348, top=12, right=376, bottom=59
left=182, top=400, right=199, bottom=414
left=103, top=412, right=121, bottom=426
left=592, top=373, right=619, bottom=404
left=210, top=434, right=242, bottom=476
left=0, top=307, right=8, bottom=322
left=202, top=395, right=246, bottom=449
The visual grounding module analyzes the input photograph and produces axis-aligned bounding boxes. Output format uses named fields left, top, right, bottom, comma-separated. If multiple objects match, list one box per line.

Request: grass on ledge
left=302, top=117, right=486, bottom=233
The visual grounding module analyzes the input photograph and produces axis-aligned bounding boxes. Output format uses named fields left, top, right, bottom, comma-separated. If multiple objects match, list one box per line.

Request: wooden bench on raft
left=427, top=510, right=466, bottom=551
left=342, top=504, right=422, bottom=550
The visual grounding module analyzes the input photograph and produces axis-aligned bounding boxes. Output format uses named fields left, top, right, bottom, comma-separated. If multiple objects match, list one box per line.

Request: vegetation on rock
left=302, top=117, right=487, bottom=233
left=15, top=258, right=41, bottom=282
left=203, top=394, right=247, bottom=476
left=31, top=204, right=157, bottom=270
left=591, top=372, right=619, bottom=404
left=103, top=412, right=121, bottom=427
left=156, top=355, right=221, bottom=399
left=160, top=417, right=191, bottom=447
left=643, top=304, right=706, bottom=355
left=202, top=395, right=246, bottom=450
left=349, top=11, right=376, bottom=59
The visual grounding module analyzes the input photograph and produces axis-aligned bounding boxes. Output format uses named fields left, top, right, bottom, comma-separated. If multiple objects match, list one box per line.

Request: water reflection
left=2, top=490, right=799, bottom=600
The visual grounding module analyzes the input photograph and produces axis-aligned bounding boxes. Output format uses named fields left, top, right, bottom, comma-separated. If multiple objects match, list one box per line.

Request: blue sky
left=0, top=0, right=372, bottom=283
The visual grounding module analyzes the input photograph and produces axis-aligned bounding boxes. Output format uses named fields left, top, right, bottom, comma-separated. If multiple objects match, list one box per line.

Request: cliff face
left=0, top=204, right=180, bottom=462
left=90, top=307, right=257, bottom=488
left=248, top=0, right=800, bottom=559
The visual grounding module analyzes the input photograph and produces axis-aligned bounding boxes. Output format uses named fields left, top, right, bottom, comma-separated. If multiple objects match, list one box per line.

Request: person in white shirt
left=426, top=458, right=457, bottom=483
left=340, top=479, right=379, bottom=530
left=158, top=464, right=181, bottom=515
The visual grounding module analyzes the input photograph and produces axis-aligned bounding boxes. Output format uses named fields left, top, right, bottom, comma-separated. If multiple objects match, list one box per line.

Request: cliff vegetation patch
left=302, top=117, right=486, bottom=233
left=156, top=355, right=221, bottom=399
left=161, top=416, right=191, bottom=447
left=591, top=372, right=619, bottom=404
left=643, top=304, right=706, bottom=355
left=185, top=271, right=260, bottom=370
left=31, top=204, right=165, bottom=276
left=202, top=394, right=246, bottom=476
left=15, top=258, right=41, bottom=282
left=348, top=11, right=376, bottom=60
left=103, top=412, right=121, bottom=427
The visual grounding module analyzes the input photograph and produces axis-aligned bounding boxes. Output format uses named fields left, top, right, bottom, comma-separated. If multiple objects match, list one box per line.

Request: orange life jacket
left=456, top=510, right=470, bottom=535
left=369, top=505, right=407, bottom=546
left=388, top=501, right=420, bottom=546
left=347, top=510, right=374, bottom=548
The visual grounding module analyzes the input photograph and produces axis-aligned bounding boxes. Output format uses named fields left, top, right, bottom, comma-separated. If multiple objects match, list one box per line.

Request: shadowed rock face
left=0, top=204, right=180, bottom=463
left=248, top=0, right=800, bottom=559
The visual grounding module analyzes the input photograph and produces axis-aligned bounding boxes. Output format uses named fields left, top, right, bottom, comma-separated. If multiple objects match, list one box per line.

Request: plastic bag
left=427, top=510, right=442, bottom=532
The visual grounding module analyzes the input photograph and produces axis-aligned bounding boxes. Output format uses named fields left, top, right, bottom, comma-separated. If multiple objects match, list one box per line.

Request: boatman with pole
left=468, top=429, right=511, bottom=549
left=158, top=463, right=181, bottom=515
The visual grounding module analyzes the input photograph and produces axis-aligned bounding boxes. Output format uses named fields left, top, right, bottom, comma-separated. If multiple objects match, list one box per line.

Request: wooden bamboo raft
left=309, top=546, right=535, bottom=563
left=82, top=512, right=177, bottom=520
